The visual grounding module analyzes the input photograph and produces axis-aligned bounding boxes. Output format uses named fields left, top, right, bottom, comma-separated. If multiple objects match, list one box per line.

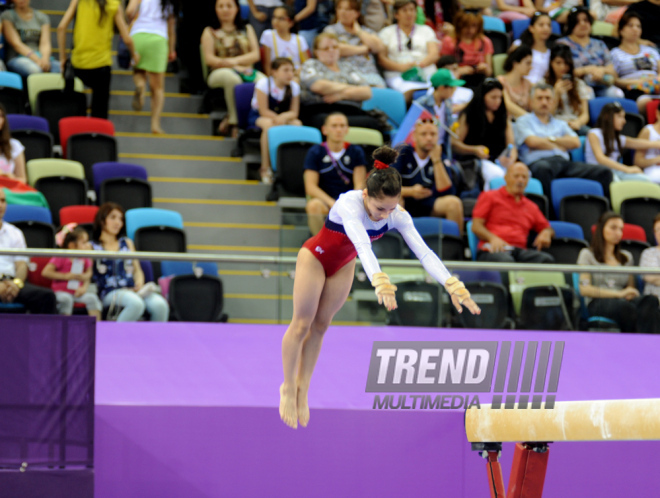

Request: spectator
left=510, top=12, right=553, bottom=85
left=456, top=78, right=518, bottom=190
left=260, top=6, right=309, bottom=78
left=249, top=57, right=302, bottom=183
left=536, top=0, right=582, bottom=24
left=435, top=55, right=474, bottom=115
left=542, top=44, right=591, bottom=135
left=491, top=0, right=536, bottom=23
left=2, top=0, right=59, bottom=77
left=556, top=7, right=624, bottom=98
left=640, top=213, right=660, bottom=297
left=299, top=33, right=375, bottom=127
left=589, top=0, right=628, bottom=24
left=91, top=202, right=169, bottom=322
left=361, top=0, right=392, bottom=32
left=392, top=119, right=464, bottom=233
left=127, top=0, right=178, bottom=135
left=247, top=0, right=283, bottom=41
left=378, top=0, right=439, bottom=102
left=612, top=12, right=660, bottom=112
left=625, top=0, right=660, bottom=49
left=585, top=101, right=660, bottom=181
left=0, top=104, right=27, bottom=187
left=293, top=0, right=330, bottom=50
left=498, top=45, right=533, bottom=119
left=471, top=162, right=555, bottom=263
left=514, top=83, right=613, bottom=198
left=41, top=224, right=102, bottom=320
left=201, top=0, right=263, bottom=138
left=578, top=211, right=660, bottom=333
left=634, top=104, right=660, bottom=183
left=421, top=0, right=461, bottom=40
left=303, top=112, right=367, bottom=234
left=58, top=0, right=137, bottom=120
left=440, top=10, right=493, bottom=90
left=323, top=0, right=386, bottom=88
left=0, top=189, right=57, bottom=314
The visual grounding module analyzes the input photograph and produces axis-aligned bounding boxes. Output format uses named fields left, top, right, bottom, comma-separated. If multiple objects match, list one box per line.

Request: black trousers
left=528, top=155, right=613, bottom=200
left=588, top=295, right=660, bottom=333
left=13, top=282, right=57, bottom=314
left=74, top=66, right=111, bottom=119
left=477, top=248, right=554, bottom=264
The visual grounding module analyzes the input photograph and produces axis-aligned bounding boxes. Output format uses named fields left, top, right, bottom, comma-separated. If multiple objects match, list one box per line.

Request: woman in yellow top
left=58, top=0, right=137, bottom=119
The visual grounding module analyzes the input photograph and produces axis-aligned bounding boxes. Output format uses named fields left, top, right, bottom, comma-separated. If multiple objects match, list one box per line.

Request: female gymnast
left=280, top=146, right=481, bottom=429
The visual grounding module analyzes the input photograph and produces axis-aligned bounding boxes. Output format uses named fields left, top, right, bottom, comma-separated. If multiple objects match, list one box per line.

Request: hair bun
left=373, top=159, right=389, bottom=170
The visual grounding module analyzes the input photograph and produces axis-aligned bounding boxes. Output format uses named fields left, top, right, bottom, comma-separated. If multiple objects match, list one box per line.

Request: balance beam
left=466, top=398, right=660, bottom=443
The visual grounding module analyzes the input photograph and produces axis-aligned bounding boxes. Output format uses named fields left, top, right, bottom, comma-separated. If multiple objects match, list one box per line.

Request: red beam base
left=507, top=442, right=550, bottom=498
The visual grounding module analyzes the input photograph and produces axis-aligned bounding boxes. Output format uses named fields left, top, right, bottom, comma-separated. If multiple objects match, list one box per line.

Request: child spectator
left=634, top=105, right=660, bottom=184
left=249, top=57, right=302, bottom=183
left=260, top=6, right=309, bottom=78
left=585, top=101, right=660, bottom=181
left=42, top=224, right=102, bottom=320
left=440, top=10, right=493, bottom=90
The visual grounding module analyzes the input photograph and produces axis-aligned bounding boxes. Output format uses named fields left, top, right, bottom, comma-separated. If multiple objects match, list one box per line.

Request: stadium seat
left=511, top=18, right=561, bottom=40
left=92, top=162, right=148, bottom=193
left=233, top=82, right=260, bottom=157
left=412, top=217, right=464, bottom=261
left=59, top=205, right=99, bottom=226
left=12, top=130, right=54, bottom=162
left=458, top=281, right=514, bottom=329
left=482, top=15, right=506, bottom=33
left=610, top=181, right=660, bottom=213
left=36, top=90, right=87, bottom=144
left=387, top=281, right=441, bottom=327
left=4, top=204, right=52, bottom=224
left=646, top=99, right=660, bottom=124
left=492, top=53, right=507, bottom=77
left=12, top=221, right=56, bottom=248
left=26, top=158, right=85, bottom=187
left=27, top=73, right=85, bottom=114
left=125, top=207, right=184, bottom=240
left=485, top=30, right=510, bottom=55
left=7, top=114, right=49, bottom=133
left=345, top=126, right=383, bottom=168
left=168, top=274, right=228, bottom=322
left=59, top=117, right=116, bottom=159
left=100, top=178, right=152, bottom=211
left=551, top=178, right=610, bottom=240
left=588, top=97, right=638, bottom=126
left=489, top=176, right=543, bottom=194
left=0, top=88, right=27, bottom=115
left=160, top=260, right=218, bottom=278
left=0, top=72, right=23, bottom=91
left=268, top=125, right=322, bottom=173
left=362, top=88, right=407, bottom=135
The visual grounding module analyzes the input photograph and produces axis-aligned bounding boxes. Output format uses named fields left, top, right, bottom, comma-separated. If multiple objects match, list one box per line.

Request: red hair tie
left=374, top=160, right=389, bottom=170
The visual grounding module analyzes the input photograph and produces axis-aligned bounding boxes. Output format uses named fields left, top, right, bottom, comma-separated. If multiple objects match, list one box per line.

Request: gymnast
left=280, top=146, right=481, bottom=429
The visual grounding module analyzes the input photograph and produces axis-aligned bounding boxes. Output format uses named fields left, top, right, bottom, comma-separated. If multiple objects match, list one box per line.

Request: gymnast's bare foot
left=297, top=387, right=310, bottom=428
left=279, top=383, right=298, bottom=429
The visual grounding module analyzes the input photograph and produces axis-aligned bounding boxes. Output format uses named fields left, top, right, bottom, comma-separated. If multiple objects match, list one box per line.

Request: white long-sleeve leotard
left=328, top=190, right=453, bottom=285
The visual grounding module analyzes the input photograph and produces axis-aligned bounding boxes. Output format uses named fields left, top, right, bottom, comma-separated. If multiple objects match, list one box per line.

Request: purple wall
left=94, top=323, right=660, bottom=497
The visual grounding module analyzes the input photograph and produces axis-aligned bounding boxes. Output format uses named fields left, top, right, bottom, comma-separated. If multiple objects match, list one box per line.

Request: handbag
left=117, top=37, right=131, bottom=70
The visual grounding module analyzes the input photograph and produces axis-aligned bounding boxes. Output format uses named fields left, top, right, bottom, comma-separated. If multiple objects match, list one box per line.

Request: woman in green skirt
left=127, top=0, right=178, bottom=134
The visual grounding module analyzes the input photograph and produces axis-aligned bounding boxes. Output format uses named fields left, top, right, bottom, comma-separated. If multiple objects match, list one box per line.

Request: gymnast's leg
left=280, top=248, right=327, bottom=429
left=296, top=258, right=356, bottom=428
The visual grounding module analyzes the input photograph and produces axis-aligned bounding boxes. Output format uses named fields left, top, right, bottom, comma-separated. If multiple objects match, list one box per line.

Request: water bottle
left=495, top=144, right=513, bottom=168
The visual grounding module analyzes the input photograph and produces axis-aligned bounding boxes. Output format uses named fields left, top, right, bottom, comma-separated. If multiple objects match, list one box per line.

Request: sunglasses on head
left=415, top=117, right=439, bottom=126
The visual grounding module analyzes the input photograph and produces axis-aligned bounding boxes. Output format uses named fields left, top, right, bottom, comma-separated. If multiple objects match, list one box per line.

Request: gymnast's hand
left=372, top=272, right=398, bottom=311
left=445, top=277, right=481, bottom=315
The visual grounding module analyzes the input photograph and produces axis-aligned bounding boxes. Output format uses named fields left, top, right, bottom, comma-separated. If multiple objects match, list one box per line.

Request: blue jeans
left=103, top=288, right=170, bottom=322
left=7, top=55, right=61, bottom=78
left=298, top=29, right=319, bottom=54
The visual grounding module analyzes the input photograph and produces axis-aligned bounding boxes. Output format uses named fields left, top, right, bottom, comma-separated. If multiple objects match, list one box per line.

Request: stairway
left=34, top=0, right=365, bottom=324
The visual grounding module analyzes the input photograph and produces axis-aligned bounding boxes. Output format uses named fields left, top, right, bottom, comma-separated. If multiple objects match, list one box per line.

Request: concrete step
left=110, top=110, right=211, bottom=135
left=118, top=155, right=247, bottom=180
left=183, top=225, right=289, bottom=250
left=154, top=199, right=281, bottom=226
left=151, top=179, right=269, bottom=202
left=117, top=133, right=233, bottom=157
left=108, top=92, right=203, bottom=113
left=110, top=71, right=181, bottom=93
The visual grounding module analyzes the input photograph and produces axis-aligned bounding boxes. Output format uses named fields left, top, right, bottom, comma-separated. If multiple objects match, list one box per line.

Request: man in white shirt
left=0, top=190, right=56, bottom=314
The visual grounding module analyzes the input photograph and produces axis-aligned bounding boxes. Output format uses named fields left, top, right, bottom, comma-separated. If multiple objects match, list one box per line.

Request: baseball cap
left=430, top=68, right=465, bottom=88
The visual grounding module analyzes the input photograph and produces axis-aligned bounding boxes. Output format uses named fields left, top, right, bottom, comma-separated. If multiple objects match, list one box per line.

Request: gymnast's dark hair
left=366, top=146, right=402, bottom=198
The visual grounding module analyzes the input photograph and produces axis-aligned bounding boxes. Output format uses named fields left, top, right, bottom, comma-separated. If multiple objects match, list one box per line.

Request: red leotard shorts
left=301, top=219, right=387, bottom=277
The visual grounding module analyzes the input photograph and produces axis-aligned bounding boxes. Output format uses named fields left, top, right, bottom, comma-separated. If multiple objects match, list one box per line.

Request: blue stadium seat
left=0, top=72, right=23, bottom=90
left=483, top=16, right=506, bottom=33
left=268, top=125, right=322, bottom=173
left=549, top=220, right=584, bottom=240
left=412, top=217, right=460, bottom=237
left=125, top=208, right=184, bottom=240
left=489, top=176, right=543, bottom=195
left=550, top=178, right=604, bottom=217
left=511, top=19, right=561, bottom=40
left=3, top=204, right=52, bottom=224
left=7, top=114, right=49, bottom=133
left=160, top=260, right=219, bottom=278
left=588, top=97, right=638, bottom=126
left=362, top=88, right=407, bottom=135
left=466, top=220, right=479, bottom=261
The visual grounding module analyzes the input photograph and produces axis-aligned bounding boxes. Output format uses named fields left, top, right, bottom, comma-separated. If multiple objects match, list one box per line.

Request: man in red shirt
left=471, top=163, right=555, bottom=263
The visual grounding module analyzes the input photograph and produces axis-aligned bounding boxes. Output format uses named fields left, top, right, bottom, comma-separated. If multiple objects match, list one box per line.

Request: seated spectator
left=440, top=10, right=493, bottom=90
left=2, top=0, right=59, bottom=77
left=303, top=113, right=367, bottom=234
left=378, top=0, right=439, bottom=102
left=299, top=33, right=374, bottom=127
left=201, top=0, right=263, bottom=138
left=456, top=78, right=518, bottom=190
left=514, top=83, right=613, bottom=198
left=260, top=6, right=309, bottom=78
left=498, top=46, right=533, bottom=119
left=542, top=44, right=591, bottom=135
left=625, top=0, right=660, bottom=50
left=92, top=202, right=169, bottom=322
left=249, top=57, right=302, bottom=183
left=641, top=213, right=660, bottom=296
left=578, top=211, right=660, bottom=333
left=585, top=101, right=660, bottom=182
left=612, top=12, right=660, bottom=112
left=589, top=0, right=627, bottom=24
left=510, top=12, right=553, bottom=85
left=0, top=104, right=27, bottom=188
left=536, top=0, right=581, bottom=24
left=323, top=0, right=386, bottom=88
left=556, top=7, right=624, bottom=98
left=41, top=224, right=102, bottom=320
left=392, top=119, right=464, bottom=233
left=471, top=162, right=555, bottom=263
left=415, top=69, right=481, bottom=160
left=435, top=55, right=474, bottom=115
left=634, top=104, right=660, bottom=183
left=0, top=189, right=57, bottom=314
left=491, top=0, right=536, bottom=23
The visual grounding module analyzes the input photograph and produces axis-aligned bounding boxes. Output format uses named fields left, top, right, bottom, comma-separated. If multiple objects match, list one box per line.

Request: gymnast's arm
left=392, top=207, right=452, bottom=284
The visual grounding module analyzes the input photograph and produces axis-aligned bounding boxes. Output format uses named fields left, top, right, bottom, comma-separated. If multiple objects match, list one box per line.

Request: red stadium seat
left=646, top=100, right=660, bottom=125
left=59, top=205, right=99, bottom=226
left=590, top=222, right=646, bottom=242
left=59, top=117, right=115, bottom=158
